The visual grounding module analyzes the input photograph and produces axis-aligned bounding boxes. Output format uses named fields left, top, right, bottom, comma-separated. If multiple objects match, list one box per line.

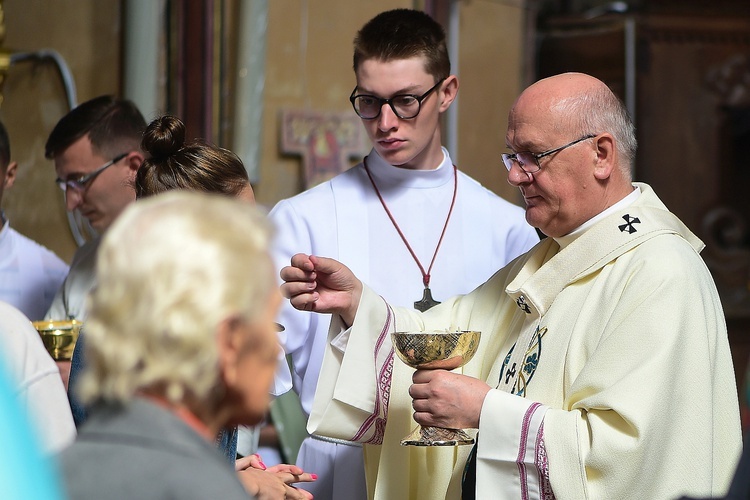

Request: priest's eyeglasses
left=56, top=152, right=129, bottom=193
left=350, top=78, right=446, bottom=120
left=502, top=134, right=597, bottom=175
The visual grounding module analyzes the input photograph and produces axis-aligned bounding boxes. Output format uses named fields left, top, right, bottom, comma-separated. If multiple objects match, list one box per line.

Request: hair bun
left=141, top=115, right=186, bottom=160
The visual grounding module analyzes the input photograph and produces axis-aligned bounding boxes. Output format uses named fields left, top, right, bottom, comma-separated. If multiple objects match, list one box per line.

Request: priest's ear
left=592, top=134, right=617, bottom=181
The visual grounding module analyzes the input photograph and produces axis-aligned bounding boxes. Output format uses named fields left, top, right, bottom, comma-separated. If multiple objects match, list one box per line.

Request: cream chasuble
left=309, top=183, right=742, bottom=500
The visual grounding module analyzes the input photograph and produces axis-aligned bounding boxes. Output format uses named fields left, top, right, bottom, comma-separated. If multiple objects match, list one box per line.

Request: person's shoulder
left=6, top=227, right=67, bottom=268
left=0, top=301, right=34, bottom=332
left=64, top=403, right=249, bottom=499
left=0, top=301, right=57, bottom=379
left=269, top=165, right=364, bottom=216
left=625, top=232, right=713, bottom=288
left=634, top=231, right=704, bottom=262
left=62, top=441, right=248, bottom=500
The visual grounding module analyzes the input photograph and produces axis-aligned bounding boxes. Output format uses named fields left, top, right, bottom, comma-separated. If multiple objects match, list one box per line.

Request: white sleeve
left=0, top=302, right=76, bottom=454
left=19, top=367, right=77, bottom=454
left=307, top=287, right=403, bottom=443
left=476, top=390, right=552, bottom=499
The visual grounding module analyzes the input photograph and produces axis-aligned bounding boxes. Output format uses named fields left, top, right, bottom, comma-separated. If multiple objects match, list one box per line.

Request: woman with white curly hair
left=60, top=191, right=282, bottom=499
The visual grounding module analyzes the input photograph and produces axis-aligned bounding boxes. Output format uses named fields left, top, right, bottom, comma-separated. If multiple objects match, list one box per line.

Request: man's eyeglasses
left=502, top=134, right=597, bottom=175
left=349, top=78, right=446, bottom=120
left=55, top=152, right=129, bottom=193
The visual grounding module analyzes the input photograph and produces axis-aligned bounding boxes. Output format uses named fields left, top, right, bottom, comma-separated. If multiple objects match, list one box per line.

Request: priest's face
left=505, top=84, right=599, bottom=238
left=353, top=57, right=456, bottom=170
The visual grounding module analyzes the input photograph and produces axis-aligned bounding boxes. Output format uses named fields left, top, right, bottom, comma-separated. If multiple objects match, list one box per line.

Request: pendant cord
left=363, top=156, right=458, bottom=288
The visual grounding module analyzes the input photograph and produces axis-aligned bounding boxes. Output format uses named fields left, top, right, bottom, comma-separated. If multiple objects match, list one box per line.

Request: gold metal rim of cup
left=31, top=319, right=83, bottom=331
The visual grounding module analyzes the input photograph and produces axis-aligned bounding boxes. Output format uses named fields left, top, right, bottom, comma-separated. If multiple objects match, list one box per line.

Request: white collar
left=363, top=147, right=455, bottom=189
left=554, top=185, right=641, bottom=250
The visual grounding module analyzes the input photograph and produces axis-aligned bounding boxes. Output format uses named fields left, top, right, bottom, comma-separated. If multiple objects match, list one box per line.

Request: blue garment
left=0, top=360, right=63, bottom=500
left=217, top=426, right=239, bottom=462
left=68, top=330, right=239, bottom=462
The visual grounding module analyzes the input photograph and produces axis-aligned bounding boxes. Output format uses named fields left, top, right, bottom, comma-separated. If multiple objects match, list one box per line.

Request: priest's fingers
left=285, top=288, right=320, bottom=312
left=308, top=254, right=347, bottom=274
left=308, top=255, right=362, bottom=325
left=287, top=253, right=351, bottom=280
left=280, top=261, right=318, bottom=308
left=412, top=368, right=439, bottom=384
left=281, top=254, right=362, bottom=322
left=290, top=253, right=315, bottom=271
left=280, top=271, right=317, bottom=297
left=410, top=370, right=490, bottom=429
left=280, top=262, right=316, bottom=289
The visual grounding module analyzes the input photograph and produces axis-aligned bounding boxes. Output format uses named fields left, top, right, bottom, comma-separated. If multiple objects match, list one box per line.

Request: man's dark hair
left=0, top=120, right=10, bottom=168
left=44, top=95, right=146, bottom=160
left=353, top=9, right=450, bottom=82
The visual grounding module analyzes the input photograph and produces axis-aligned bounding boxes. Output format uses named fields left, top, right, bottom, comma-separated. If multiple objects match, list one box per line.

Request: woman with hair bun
left=136, top=115, right=254, bottom=203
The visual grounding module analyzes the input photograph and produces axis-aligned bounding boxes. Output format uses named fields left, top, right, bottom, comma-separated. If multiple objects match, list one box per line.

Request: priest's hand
left=280, top=253, right=362, bottom=327
left=409, top=369, right=491, bottom=429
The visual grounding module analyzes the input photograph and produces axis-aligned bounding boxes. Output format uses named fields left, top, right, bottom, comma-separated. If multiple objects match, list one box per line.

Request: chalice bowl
left=32, top=319, right=83, bottom=361
left=391, top=330, right=481, bottom=446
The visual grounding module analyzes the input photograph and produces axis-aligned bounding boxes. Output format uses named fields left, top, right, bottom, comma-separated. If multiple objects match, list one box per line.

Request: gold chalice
left=32, top=319, right=83, bottom=361
left=391, top=330, right=481, bottom=446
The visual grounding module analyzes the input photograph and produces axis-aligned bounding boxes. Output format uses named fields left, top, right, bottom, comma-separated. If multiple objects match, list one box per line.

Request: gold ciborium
left=391, top=330, right=481, bottom=446
left=32, top=319, right=82, bottom=361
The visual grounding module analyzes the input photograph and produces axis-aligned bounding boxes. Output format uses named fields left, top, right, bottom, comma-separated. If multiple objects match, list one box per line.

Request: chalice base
left=400, top=425, right=475, bottom=446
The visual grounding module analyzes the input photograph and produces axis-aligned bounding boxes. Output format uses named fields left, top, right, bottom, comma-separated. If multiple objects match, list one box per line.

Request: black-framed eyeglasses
left=55, top=152, right=129, bottom=193
left=502, top=134, right=597, bottom=175
left=349, top=78, right=446, bottom=120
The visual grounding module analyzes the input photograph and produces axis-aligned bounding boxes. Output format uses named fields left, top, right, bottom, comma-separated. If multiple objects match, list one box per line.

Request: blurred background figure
left=45, top=95, right=146, bottom=323
left=0, top=300, right=75, bottom=454
left=0, top=120, right=68, bottom=320
left=60, top=191, right=285, bottom=499
left=43, top=95, right=146, bottom=409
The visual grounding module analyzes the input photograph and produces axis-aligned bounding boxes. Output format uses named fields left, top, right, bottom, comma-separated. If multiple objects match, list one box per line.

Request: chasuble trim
left=518, top=402, right=544, bottom=499
left=536, top=422, right=555, bottom=500
left=352, top=301, right=394, bottom=445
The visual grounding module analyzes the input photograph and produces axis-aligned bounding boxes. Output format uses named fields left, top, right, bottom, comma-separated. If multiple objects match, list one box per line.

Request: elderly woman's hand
left=235, top=454, right=316, bottom=500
